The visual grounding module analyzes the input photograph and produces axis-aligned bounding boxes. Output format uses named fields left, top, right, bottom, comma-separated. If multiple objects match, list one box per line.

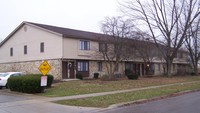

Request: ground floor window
left=77, top=61, right=88, bottom=71
left=125, top=62, right=135, bottom=70
left=147, top=63, right=155, bottom=75
left=149, top=63, right=154, bottom=71
left=158, top=64, right=160, bottom=71
left=98, top=62, right=102, bottom=71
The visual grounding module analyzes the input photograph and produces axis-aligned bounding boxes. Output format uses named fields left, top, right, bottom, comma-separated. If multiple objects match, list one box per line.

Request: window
left=77, top=61, right=89, bottom=71
left=150, top=64, right=155, bottom=71
left=24, top=45, right=27, bottom=55
left=10, top=48, right=13, bottom=56
left=98, top=62, right=102, bottom=71
left=158, top=64, right=160, bottom=71
left=40, top=42, right=44, bottom=53
left=125, top=63, right=132, bottom=70
left=99, top=43, right=107, bottom=52
left=80, top=40, right=90, bottom=50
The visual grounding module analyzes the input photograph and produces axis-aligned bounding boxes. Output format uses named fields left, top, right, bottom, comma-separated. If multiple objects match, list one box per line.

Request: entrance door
left=62, top=62, right=68, bottom=79
left=62, top=61, right=75, bottom=79
left=69, top=62, right=75, bottom=78
left=142, top=64, right=144, bottom=76
left=137, top=64, right=140, bottom=75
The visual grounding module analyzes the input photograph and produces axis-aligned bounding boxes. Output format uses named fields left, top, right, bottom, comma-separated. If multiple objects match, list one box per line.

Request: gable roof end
left=27, top=22, right=105, bottom=41
left=0, top=22, right=26, bottom=47
left=0, top=21, right=103, bottom=47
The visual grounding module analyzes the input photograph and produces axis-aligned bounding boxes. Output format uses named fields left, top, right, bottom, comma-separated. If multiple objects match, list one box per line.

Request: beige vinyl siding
left=0, top=24, right=63, bottom=63
left=63, top=38, right=98, bottom=60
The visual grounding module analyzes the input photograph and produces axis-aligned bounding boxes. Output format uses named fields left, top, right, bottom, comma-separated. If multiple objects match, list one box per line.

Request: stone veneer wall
left=0, top=59, right=62, bottom=80
left=154, top=63, right=179, bottom=76
left=154, top=63, right=164, bottom=76
left=89, top=61, right=125, bottom=77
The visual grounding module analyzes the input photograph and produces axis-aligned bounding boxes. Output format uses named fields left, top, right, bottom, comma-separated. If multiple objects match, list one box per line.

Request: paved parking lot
left=0, top=89, right=29, bottom=103
left=0, top=89, right=99, bottom=113
left=0, top=88, right=44, bottom=103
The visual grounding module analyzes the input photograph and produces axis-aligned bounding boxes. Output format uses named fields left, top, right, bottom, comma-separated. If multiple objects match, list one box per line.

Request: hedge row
left=7, top=74, right=54, bottom=93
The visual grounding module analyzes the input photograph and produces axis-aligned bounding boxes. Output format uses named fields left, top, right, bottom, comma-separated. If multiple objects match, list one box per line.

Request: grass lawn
left=54, top=82, right=200, bottom=108
left=39, top=76, right=200, bottom=97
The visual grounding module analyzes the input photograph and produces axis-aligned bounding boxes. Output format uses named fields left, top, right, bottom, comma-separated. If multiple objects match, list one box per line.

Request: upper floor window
left=99, top=43, right=107, bottom=52
left=10, top=48, right=13, bottom=56
left=24, top=45, right=27, bottom=55
left=40, top=42, right=44, bottom=53
left=80, top=40, right=90, bottom=50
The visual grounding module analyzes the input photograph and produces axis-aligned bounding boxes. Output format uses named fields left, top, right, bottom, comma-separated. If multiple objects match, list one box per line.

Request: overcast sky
left=0, top=0, right=121, bottom=41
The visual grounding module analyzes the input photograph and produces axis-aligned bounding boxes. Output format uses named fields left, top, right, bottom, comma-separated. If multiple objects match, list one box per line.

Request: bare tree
left=130, top=32, right=162, bottom=75
left=121, top=0, right=200, bottom=76
left=97, top=16, right=136, bottom=78
left=185, top=18, right=200, bottom=75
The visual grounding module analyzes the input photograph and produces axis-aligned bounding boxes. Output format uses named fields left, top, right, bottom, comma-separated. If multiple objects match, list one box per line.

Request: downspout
left=61, top=35, right=64, bottom=80
left=62, top=35, right=64, bottom=60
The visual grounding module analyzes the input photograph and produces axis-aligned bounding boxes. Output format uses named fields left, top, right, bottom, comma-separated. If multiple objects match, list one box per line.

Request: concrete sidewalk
left=43, top=81, right=200, bottom=102
left=0, top=100, right=99, bottom=113
left=0, top=91, right=100, bottom=113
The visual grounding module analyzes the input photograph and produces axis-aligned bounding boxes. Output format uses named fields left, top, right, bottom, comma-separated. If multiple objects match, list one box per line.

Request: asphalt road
left=100, top=91, right=200, bottom=113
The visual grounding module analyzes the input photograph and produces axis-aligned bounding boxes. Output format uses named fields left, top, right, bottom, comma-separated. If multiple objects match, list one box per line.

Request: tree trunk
left=109, top=62, right=116, bottom=80
left=194, top=62, right=198, bottom=75
left=166, top=59, right=173, bottom=77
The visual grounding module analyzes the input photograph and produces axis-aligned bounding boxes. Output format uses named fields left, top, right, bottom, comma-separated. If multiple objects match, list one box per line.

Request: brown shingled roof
left=0, top=21, right=113, bottom=47
left=0, top=21, right=155, bottom=47
left=27, top=22, right=106, bottom=41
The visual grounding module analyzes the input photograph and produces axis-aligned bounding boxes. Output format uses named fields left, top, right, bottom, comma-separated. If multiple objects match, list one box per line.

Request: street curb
left=96, top=89, right=200, bottom=113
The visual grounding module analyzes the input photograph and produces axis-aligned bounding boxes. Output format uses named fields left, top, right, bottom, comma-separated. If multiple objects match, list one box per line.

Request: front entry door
left=62, top=61, right=75, bottom=79
left=68, top=62, right=75, bottom=78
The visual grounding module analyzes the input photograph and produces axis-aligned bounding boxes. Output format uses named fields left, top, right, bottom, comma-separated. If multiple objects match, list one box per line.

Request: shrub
left=94, top=73, right=99, bottom=79
left=76, top=73, right=83, bottom=80
left=190, top=72, right=195, bottom=76
left=7, top=74, right=54, bottom=93
left=125, top=69, right=132, bottom=76
left=26, top=74, right=54, bottom=87
left=8, top=75, right=42, bottom=93
left=126, top=73, right=139, bottom=80
left=125, top=69, right=138, bottom=80
left=46, top=74, right=54, bottom=87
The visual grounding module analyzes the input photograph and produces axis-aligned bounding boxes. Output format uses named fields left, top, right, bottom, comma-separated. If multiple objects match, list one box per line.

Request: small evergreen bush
left=126, top=73, right=139, bottom=80
left=7, top=74, right=54, bottom=93
left=125, top=69, right=139, bottom=80
left=76, top=73, right=83, bottom=80
left=125, top=69, right=132, bottom=75
left=94, top=73, right=99, bottom=79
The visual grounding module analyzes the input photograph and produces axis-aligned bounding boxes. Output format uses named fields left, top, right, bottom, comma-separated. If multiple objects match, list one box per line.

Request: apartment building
left=0, top=22, right=190, bottom=80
